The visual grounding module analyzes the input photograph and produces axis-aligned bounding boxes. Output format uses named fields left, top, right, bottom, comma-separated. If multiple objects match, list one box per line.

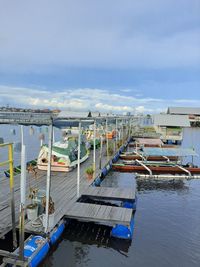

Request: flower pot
left=26, top=204, right=38, bottom=221
left=86, top=173, right=93, bottom=180
left=42, top=213, right=55, bottom=228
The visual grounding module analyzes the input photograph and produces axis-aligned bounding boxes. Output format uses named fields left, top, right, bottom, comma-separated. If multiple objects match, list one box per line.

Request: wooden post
left=45, top=123, right=53, bottom=233
left=77, top=122, right=81, bottom=198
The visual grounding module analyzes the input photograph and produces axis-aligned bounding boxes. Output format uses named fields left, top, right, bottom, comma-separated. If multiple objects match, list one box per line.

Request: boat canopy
left=135, top=138, right=163, bottom=146
left=142, top=147, right=198, bottom=157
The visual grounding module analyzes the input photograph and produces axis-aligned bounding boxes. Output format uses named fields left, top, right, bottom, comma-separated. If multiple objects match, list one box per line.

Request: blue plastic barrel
left=123, top=201, right=135, bottom=209
left=102, top=167, right=108, bottom=177
left=94, top=177, right=102, bottom=186
left=50, top=222, right=65, bottom=245
left=24, top=236, right=49, bottom=267
left=111, top=216, right=134, bottom=240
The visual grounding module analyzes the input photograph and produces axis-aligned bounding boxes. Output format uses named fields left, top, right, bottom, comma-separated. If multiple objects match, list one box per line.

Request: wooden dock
left=81, top=186, right=135, bottom=201
left=0, top=142, right=135, bottom=238
left=65, top=203, right=132, bottom=226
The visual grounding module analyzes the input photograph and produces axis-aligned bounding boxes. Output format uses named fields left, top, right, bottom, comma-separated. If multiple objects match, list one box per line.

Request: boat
left=85, top=130, right=101, bottom=149
left=106, top=130, right=116, bottom=139
left=114, top=147, right=200, bottom=175
left=112, top=163, right=200, bottom=174
left=37, top=136, right=89, bottom=172
left=120, top=153, right=178, bottom=161
left=128, top=138, right=178, bottom=148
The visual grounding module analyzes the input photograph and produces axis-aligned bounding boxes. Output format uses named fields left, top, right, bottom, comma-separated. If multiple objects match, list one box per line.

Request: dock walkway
left=82, top=186, right=135, bottom=201
left=65, top=203, right=132, bottom=226
left=0, top=143, right=135, bottom=238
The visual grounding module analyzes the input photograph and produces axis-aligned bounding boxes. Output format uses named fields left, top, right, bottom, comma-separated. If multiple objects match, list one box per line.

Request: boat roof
left=142, top=147, right=198, bottom=157
left=135, top=138, right=163, bottom=146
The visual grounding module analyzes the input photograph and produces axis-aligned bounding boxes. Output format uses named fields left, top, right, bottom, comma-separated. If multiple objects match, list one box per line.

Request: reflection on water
left=42, top=220, right=132, bottom=267
left=137, top=178, right=188, bottom=192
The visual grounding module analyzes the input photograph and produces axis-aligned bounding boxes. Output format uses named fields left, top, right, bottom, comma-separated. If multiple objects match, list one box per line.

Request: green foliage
left=108, top=142, right=114, bottom=156
left=85, top=165, right=94, bottom=175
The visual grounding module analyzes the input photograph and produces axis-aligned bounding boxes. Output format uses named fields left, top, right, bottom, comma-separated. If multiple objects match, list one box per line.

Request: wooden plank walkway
left=0, top=142, right=133, bottom=238
left=65, top=203, right=132, bottom=226
left=82, top=186, right=135, bottom=201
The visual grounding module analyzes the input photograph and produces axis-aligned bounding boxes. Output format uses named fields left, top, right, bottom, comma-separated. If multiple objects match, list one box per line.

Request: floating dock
left=0, top=113, right=135, bottom=266
left=0, top=144, right=135, bottom=239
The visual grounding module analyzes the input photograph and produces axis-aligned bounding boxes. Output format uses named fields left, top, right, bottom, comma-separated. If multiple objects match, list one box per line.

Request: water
left=0, top=125, right=61, bottom=174
left=1, top=126, right=200, bottom=266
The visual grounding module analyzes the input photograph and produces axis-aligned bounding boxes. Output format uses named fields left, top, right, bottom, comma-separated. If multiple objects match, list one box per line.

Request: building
left=167, top=107, right=200, bottom=126
left=153, top=114, right=190, bottom=144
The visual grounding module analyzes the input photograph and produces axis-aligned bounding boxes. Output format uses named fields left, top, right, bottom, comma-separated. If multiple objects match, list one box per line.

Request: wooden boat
left=129, top=143, right=178, bottom=148
left=129, top=138, right=177, bottom=148
left=112, top=163, right=200, bottom=174
left=120, top=154, right=178, bottom=161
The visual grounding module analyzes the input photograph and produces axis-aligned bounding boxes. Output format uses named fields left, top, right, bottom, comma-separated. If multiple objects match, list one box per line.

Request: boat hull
left=120, top=154, right=178, bottom=161
left=112, top=164, right=200, bottom=174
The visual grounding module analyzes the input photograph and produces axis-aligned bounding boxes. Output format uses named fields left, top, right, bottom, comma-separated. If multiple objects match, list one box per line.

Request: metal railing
left=0, top=143, right=17, bottom=249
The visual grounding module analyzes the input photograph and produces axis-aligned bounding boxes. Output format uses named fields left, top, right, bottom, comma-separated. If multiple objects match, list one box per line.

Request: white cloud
left=1, top=85, right=200, bottom=114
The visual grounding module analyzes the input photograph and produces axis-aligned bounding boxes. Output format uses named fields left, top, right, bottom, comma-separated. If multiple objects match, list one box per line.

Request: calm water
left=1, top=126, right=200, bottom=266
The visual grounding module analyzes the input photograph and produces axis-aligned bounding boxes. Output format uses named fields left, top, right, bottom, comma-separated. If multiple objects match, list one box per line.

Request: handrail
left=0, top=143, right=17, bottom=249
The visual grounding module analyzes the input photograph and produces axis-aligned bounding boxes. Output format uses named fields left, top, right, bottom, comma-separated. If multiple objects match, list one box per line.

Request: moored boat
left=37, top=136, right=89, bottom=172
left=112, top=163, right=200, bottom=174
left=120, top=153, right=178, bottom=161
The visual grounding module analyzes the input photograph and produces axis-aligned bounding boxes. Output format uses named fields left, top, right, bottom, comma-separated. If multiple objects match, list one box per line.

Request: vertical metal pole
left=52, top=127, right=55, bottom=143
left=115, top=118, right=118, bottom=151
left=129, top=119, right=132, bottom=139
left=106, top=119, right=109, bottom=161
left=77, top=122, right=81, bottom=198
left=8, top=144, right=17, bottom=249
left=45, top=123, right=53, bottom=233
left=122, top=120, right=124, bottom=144
left=93, top=120, right=96, bottom=178
left=19, top=126, right=26, bottom=260
left=99, top=136, right=103, bottom=169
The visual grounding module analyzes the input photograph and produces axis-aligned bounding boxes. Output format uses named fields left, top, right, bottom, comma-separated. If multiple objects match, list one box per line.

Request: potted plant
left=108, top=143, right=114, bottom=156
left=85, top=166, right=94, bottom=180
left=26, top=187, right=38, bottom=221
left=42, top=196, right=55, bottom=228
left=117, top=140, right=123, bottom=149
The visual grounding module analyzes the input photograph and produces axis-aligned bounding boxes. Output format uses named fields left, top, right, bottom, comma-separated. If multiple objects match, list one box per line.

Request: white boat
left=37, top=136, right=89, bottom=172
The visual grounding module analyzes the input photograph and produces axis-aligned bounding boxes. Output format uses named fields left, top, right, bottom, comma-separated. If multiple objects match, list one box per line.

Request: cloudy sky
left=0, top=0, right=200, bottom=113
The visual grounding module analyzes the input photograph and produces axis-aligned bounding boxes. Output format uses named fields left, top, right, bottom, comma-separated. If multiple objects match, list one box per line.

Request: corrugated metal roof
left=167, top=107, right=200, bottom=115
left=153, top=114, right=190, bottom=127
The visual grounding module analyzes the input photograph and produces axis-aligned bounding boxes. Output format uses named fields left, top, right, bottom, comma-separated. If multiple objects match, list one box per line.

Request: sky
left=0, top=0, right=200, bottom=114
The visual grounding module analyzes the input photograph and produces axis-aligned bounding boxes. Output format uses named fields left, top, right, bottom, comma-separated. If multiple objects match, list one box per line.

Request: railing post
left=8, top=144, right=17, bottom=249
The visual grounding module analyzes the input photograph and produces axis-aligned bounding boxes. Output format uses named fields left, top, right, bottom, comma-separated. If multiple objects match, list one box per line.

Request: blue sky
left=0, top=0, right=199, bottom=114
